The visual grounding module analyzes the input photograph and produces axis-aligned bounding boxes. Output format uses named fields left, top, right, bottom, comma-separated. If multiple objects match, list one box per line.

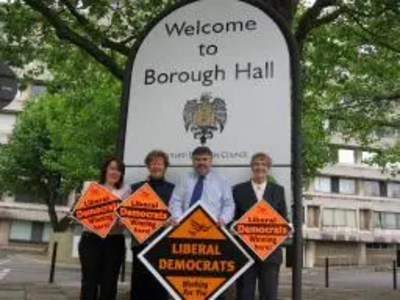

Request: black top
left=233, top=181, right=288, bottom=265
left=131, top=177, right=175, bottom=205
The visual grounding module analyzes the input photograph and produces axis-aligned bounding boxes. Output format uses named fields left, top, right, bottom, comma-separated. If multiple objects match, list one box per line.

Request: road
left=0, top=253, right=80, bottom=285
left=0, top=251, right=397, bottom=291
left=288, top=267, right=398, bottom=289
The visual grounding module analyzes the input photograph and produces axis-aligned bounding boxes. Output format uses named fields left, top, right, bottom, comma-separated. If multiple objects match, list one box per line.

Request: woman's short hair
left=250, top=152, right=273, bottom=169
left=144, top=150, right=170, bottom=168
left=99, top=157, right=125, bottom=189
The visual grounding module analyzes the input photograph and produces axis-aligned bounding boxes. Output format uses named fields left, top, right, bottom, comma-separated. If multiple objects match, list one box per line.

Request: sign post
left=139, top=203, right=253, bottom=300
left=118, top=0, right=302, bottom=299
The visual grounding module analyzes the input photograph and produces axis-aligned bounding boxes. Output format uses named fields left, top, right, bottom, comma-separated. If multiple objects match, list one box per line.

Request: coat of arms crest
left=183, top=92, right=227, bottom=144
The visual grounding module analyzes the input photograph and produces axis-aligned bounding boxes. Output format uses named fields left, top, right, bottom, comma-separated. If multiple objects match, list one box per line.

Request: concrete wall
left=0, top=219, right=10, bottom=248
left=366, top=249, right=397, bottom=266
left=48, top=231, right=76, bottom=264
left=314, top=241, right=360, bottom=266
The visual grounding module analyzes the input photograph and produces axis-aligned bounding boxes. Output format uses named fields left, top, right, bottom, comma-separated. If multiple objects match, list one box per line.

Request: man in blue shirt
left=169, top=146, right=235, bottom=225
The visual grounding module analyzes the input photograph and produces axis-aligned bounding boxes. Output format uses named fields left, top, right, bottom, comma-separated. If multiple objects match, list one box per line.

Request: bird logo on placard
left=183, top=92, right=227, bottom=145
left=189, top=219, right=213, bottom=237
left=258, top=206, right=268, bottom=213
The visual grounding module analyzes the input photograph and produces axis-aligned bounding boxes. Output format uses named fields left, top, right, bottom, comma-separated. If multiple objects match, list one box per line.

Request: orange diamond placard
left=115, top=183, right=171, bottom=244
left=72, top=182, right=120, bottom=238
left=232, top=200, right=292, bottom=261
left=139, top=204, right=253, bottom=300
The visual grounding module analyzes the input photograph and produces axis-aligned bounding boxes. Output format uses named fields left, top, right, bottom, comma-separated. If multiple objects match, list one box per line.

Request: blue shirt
left=169, top=171, right=235, bottom=224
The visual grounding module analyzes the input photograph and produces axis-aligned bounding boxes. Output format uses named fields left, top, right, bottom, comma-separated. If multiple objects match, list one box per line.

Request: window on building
left=346, top=210, right=357, bottom=227
left=366, top=243, right=395, bottom=249
left=359, top=209, right=372, bottom=231
left=361, top=151, right=377, bottom=166
left=388, top=183, right=400, bottom=198
left=364, top=180, right=388, bottom=197
left=14, top=193, right=41, bottom=204
left=322, top=208, right=357, bottom=227
left=55, top=194, right=70, bottom=206
left=314, top=177, right=358, bottom=195
left=31, top=84, right=46, bottom=97
left=31, top=222, right=44, bottom=243
left=14, top=191, right=69, bottom=206
left=375, top=127, right=400, bottom=139
left=374, top=212, right=400, bottom=229
left=385, top=213, right=397, bottom=229
left=307, top=206, right=320, bottom=228
left=331, top=177, right=339, bottom=193
left=339, top=178, right=356, bottom=195
left=42, top=223, right=52, bottom=242
left=9, top=220, right=52, bottom=243
left=338, top=148, right=356, bottom=164
left=9, top=220, right=32, bottom=241
left=335, top=209, right=347, bottom=226
left=380, top=181, right=388, bottom=197
left=374, top=212, right=382, bottom=228
left=314, top=177, right=331, bottom=193
left=364, top=181, right=380, bottom=197
left=323, top=209, right=334, bottom=226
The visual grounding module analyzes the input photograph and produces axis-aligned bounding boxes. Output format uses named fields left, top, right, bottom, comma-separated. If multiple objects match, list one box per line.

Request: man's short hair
left=192, top=146, right=213, bottom=157
left=251, top=152, right=273, bottom=168
left=144, top=150, right=170, bottom=168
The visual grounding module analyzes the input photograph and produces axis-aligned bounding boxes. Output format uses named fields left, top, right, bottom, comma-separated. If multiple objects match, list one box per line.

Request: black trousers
left=130, top=244, right=169, bottom=300
left=79, top=232, right=126, bottom=300
left=236, top=262, right=280, bottom=300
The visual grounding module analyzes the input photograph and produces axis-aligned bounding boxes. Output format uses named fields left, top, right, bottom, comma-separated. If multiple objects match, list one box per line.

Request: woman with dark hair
left=78, top=157, right=130, bottom=300
left=130, top=150, right=174, bottom=300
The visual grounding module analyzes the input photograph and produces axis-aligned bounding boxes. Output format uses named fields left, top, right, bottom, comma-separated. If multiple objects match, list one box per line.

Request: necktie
left=190, top=175, right=205, bottom=207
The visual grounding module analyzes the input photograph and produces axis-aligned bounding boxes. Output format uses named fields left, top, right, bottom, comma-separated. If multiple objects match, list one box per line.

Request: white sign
left=122, top=0, right=291, bottom=167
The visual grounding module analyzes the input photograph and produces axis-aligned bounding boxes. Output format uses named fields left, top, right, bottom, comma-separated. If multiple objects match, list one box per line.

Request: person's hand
left=116, top=219, right=125, bottom=227
left=166, top=217, right=179, bottom=227
left=217, top=219, right=226, bottom=227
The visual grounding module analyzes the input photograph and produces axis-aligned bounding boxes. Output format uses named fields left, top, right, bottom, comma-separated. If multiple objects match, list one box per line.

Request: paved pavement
left=0, top=283, right=399, bottom=300
left=0, top=252, right=399, bottom=299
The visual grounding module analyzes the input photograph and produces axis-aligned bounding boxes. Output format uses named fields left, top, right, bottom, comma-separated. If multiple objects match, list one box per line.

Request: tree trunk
left=259, top=0, right=297, bottom=25
left=46, top=198, right=61, bottom=232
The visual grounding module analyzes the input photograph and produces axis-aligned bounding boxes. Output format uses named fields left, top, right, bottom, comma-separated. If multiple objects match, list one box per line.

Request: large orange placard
left=139, top=204, right=253, bottom=300
left=72, top=182, right=120, bottom=238
left=115, top=183, right=171, bottom=243
left=232, top=200, right=292, bottom=261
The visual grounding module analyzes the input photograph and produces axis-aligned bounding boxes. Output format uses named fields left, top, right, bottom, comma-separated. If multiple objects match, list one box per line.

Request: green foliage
left=43, top=64, right=120, bottom=192
left=302, top=0, right=400, bottom=176
left=0, top=50, right=120, bottom=229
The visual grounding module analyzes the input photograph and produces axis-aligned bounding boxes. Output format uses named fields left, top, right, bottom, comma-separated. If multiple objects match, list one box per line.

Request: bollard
left=325, top=257, right=329, bottom=288
left=49, top=242, right=58, bottom=284
left=394, top=260, right=398, bottom=290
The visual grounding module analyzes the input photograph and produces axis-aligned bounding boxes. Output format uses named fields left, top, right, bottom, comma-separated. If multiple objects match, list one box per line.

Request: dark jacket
left=233, top=181, right=288, bottom=265
left=130, top=177, right=174, bottom=247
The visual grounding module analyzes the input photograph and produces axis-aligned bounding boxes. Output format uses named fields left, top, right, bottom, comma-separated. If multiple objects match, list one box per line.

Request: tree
left=0, top=0, right=399, bottom=180
left=0, top=53, right=120, bottom=231
left=301, top=0, right=400, bottom=175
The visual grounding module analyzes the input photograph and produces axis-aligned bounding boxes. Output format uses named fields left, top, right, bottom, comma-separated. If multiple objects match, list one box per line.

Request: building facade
left=304, top=143, right=400, bottom=267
